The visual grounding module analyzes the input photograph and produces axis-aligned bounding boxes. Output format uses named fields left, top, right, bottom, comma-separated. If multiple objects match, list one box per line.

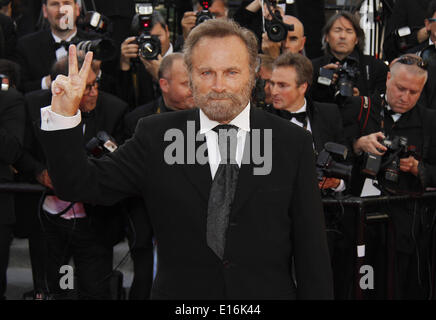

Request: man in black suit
left=15, top=54, right=127, bottom=299
left=15, top=0, right=97, bottom=93
left=38, top=19, right=333, bottom=299
left=311, top=11, right=388, bottom=104
left=267, top=52, right=347, bottom=191
left=0, top=87, right=25, bottom=299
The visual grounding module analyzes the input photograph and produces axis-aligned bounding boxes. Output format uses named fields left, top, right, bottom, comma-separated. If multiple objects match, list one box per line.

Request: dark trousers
left=0, top=224, right=13, bottom=299
left=42, top=212, right=113, bottom=300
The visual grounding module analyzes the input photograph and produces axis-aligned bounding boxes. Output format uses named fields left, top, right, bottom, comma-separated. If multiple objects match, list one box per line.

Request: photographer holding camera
left=180, top=0, right=228, bottom=41
left=342, top=54, right=436, bottom=298
left=15, top=0, right=105, bottom=93
left=119, top=9, right=174, bottom=109
left=311, top=12, right=388, bottom=104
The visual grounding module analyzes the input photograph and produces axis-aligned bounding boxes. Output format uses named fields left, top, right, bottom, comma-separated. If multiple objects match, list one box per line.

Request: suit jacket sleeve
left=38, top=119, right=150, bottom=205
left=291, top=131, right=334, bottom=299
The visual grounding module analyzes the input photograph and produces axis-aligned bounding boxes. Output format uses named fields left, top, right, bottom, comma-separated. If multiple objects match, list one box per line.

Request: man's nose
left=211, top=74, right=226, bottom=92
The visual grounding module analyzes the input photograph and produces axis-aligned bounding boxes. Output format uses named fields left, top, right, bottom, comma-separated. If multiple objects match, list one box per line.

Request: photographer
left=343, top=54, right=436, bottom=299
left=409, top=0, right=436, bottom=110
left=233, top=0, right=324, bottom=59
left=119, top=10, right=174, bottom=109
left=180, top=0, right=228, bottom=42
left=311, top=12, right=388, bottom=104
left=14, top=53, right=128, bottom=299
left=384, top=0, right=432, bottom=63
left=15, top=0, right=103, bottom=93
left=0, top=86, right=25, bottom=300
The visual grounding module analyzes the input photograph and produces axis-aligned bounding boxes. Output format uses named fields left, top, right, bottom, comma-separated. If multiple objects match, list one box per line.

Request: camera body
left=362, top=135, right=410, bottom=184
left=318, top=57, right=360, bottom=97
left=78, top=11, right=111, bottom=34
left=85, top=131, right=118, bottom=158
left=196, top=0, right=214, bottom=26
left=264, top=0, right=294, bottom=42
left=74, top=38, right=117, bottom=61
left=131, top=0, right=161, bottom=60
left=316, top=142, right=353, bottom=182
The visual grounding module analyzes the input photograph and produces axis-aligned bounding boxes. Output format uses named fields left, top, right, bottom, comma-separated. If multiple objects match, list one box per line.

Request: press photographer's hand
left=51, top=45, right=93, bottom=117
left=400, top=156, right=419, bottom=176
left=353, top=132, right=387, bottom=156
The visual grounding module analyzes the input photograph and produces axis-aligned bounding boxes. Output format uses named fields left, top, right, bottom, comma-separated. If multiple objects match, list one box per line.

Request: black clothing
left=15, top=29, right=99, bottom=93
left=310, top=49, right=389, bottom=104
left=0, top=13, right=17, bottom=60
left=339, top=95, right=436, bottom=298
left=0, top=88, right=25, bottom=298
left=39, top=106, right=334, bottom=299
left=233, top=0, right=325, bottom=59
left=383, top=0, right=431, bottom=62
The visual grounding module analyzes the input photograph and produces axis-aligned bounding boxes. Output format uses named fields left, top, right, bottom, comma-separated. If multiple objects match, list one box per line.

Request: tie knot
left=212, top=124, right=238, bottom=134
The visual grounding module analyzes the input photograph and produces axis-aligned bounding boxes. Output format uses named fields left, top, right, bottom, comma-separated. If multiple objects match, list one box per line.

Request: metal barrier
left=323, top=192, right=436, bottom=299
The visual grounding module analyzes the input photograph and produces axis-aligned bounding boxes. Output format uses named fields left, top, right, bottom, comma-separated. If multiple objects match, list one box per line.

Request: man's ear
left=42, top=4, right=48, bottom=19
left=425, top=19, right=430, bottom=31
left=159, top=78, right=169, bottom=93
left=75, top=3, right=81, bottom=17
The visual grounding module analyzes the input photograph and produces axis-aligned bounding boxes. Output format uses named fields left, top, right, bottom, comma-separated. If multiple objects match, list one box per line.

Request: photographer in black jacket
left=341, top=54, right=436, bottom=299
left=311, top=11, right=388, bottom=105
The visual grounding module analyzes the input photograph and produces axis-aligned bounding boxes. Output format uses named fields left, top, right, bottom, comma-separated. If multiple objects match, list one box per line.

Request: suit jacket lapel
left=307, top=101, right=323, bottom=153
left=179, top=109, right=212, bottom=203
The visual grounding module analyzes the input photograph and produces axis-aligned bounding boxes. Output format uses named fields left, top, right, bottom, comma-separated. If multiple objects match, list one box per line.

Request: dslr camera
left=317, top=56, right=360, bottom=97
left=131, top=0, right=161, bottom=60
left=362, top=135, right=413, bottom=184
left=85, top=131, right=118, bottom=158
left=316, top=142, right=353, bottom=182
left=196, top=0, right=214, bottom=26
left=74, top=38, right=117, bottom=61
left=263, top=0, right=294, bottom=42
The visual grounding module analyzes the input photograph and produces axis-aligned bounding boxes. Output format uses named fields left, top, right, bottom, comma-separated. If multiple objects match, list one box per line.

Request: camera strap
left=357, top=96, right=371, bottom=133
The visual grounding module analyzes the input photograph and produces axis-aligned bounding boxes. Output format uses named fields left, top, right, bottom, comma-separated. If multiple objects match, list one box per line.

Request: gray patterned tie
left=207, top=124, right=240, bottom=259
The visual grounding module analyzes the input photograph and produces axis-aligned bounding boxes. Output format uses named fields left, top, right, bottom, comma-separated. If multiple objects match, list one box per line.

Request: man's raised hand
left=51, top=45, right=93, bottom=117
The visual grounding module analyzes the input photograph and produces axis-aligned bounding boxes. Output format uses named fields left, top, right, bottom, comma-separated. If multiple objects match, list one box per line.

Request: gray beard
left=193, top=78, right=254, bottom=123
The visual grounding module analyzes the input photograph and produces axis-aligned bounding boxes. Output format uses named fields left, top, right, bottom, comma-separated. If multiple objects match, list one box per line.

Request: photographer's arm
left=353, top=132, right=387, bottom=156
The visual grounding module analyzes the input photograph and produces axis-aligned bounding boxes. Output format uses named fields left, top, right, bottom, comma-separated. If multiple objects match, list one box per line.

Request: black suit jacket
left=0, top=88, right=25, bottom=225
left=39, top=106, right=333, bottom=299
left=310, top=49, right=389, bottom=104
left=266, top=99, right=347, bottom=154
left=15, top=29, right=98, bottom=93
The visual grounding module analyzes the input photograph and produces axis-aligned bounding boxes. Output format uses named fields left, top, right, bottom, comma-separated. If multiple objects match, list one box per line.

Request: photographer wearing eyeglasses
left=341, top=54, right=436, bottom=299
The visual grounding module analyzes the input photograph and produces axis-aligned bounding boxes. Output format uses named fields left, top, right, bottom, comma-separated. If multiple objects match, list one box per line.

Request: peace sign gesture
left=51, top=45, right=93, bottom=117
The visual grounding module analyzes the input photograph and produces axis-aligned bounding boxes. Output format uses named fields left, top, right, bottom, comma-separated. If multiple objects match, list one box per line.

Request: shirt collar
left=52, top=29, right=78, bottom=43
left=163, top=43, right=173, bottom=58
left=199, top=102, right=251, bottom=134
